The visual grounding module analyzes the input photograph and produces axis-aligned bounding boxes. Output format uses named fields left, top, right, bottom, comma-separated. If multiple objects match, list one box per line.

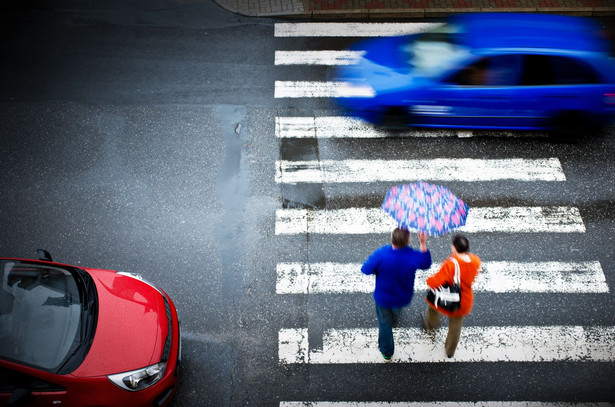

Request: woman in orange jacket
left=423, top=234, right=481, bottom=358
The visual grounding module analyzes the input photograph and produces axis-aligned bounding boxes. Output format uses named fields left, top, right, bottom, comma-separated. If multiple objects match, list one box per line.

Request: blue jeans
left=375, top=302, right=401, bottom=357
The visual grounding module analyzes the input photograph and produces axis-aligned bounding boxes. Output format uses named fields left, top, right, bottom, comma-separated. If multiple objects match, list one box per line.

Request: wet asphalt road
left=1, top=1, right=615, bottom=405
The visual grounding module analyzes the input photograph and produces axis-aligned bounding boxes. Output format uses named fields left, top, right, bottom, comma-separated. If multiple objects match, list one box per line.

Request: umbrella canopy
left=382, top=182, right=469, bottom=236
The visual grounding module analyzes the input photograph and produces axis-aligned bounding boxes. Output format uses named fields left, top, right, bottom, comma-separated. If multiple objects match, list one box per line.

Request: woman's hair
left=391, top=228, right=410, bottom=247
left=452, top=234, right=470, bottom=253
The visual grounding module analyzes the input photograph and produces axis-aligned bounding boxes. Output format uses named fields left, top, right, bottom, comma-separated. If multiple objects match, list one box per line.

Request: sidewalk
left=214, top=0, right=615, bottom=19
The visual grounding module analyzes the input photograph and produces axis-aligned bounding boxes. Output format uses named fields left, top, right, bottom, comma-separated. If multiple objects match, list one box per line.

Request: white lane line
left=280, top=402, right=614, bottom=407
left=276, top=116, right=441, bottom=138
left=279, top=326, right=615, bottom=364
left=275, top=50, right=365, bottom=65
left=274, top=22, right=442, bottom=37
left=275, top=207, right=586, bottom=235
left=275, top=158, right=566, bottom=184
left=276, top=116, right=387, bottom=138
left=276, top=261, right=609, bottom=294
left=275, top=81, right=375, bottom=98
left=275, top=116, right=548, bottom=139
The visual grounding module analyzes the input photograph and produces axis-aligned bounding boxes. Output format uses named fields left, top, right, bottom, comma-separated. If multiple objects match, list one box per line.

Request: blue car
left=334, top=13, right=615, bottom=135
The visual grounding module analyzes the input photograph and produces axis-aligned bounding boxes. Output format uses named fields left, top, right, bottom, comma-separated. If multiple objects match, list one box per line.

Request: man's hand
left=418, top=231, right=427, bottom=252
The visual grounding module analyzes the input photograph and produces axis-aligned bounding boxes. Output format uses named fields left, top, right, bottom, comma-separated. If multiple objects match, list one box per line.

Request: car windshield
left=0, top=260, right=91, bottom=373
left=403, top=23, right=468, bottom=76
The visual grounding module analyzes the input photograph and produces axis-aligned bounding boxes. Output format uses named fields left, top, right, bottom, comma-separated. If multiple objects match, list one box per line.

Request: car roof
left=450, top=13, right=610, bottom=53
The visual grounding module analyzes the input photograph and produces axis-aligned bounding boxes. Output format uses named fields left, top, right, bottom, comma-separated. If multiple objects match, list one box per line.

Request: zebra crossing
left=275, top=207, right=586, bottom=234
left=276, top=158, right=566, bottom=183
left=280, top=404, right=614, bottom=407
left=276, top=261, right=609, bottom=295
left=274, top=22, right=442, bottom=37
left=279, top=326, right=615, bottom=364
left=273, top=21, right=612, bottom=403
left=275, top=116, right=547, bottom=138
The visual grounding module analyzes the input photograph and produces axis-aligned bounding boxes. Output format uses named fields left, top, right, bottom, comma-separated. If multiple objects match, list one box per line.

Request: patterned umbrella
left=381, top=182, right=469, bottom=236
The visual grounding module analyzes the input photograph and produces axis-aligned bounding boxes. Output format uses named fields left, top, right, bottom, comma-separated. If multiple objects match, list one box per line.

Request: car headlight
left=107, top=362, right=166, bottom=391
left=116, top=271, right=162, bottom=294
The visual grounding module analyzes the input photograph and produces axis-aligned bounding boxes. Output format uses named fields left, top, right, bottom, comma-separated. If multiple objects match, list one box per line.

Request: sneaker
left=381, top=353, right=392, bottom=363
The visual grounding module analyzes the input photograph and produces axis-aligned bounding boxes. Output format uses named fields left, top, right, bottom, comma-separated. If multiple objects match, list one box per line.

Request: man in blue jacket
left=361, top=228, right=431, bottom=362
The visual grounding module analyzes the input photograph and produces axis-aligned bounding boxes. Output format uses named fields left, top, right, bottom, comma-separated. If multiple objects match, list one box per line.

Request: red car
left=0, top=251, right=180, bottom=407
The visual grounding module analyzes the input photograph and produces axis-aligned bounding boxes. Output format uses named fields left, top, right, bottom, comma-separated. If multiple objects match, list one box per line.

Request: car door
left=519, top=53, right=609, bottom=128
left=0, top=366, right=68, bottom=406
left=410, top=54, right=527, bottom=129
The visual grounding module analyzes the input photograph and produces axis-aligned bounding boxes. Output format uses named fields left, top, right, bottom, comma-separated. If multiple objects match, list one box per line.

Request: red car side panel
left=1, top=353, right=180, bottom=407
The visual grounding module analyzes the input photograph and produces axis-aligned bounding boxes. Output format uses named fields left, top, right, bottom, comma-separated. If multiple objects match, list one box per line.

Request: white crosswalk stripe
left=281, top=404, right=613, bottom=407
left=275, top=207, right=586, bottom=235
left=276, top=261, right=609, bottom=295
left=275, top=50, right=365, bottom=65
left=276, top=158, right=566, bottom=183
left=276, top=116, right=393, bottom=138
left=275, top=81, right=375, bottom=98
left=279, top=326, right=615, bottom=364
left=274, top=22, right=441, bottom=37
left=275, top=116, right=547, bottom=139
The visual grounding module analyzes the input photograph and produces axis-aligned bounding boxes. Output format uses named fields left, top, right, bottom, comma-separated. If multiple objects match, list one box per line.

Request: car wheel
left=379, top=107, right=410, bottom=130
left=550, top=111, right=597, bottom=141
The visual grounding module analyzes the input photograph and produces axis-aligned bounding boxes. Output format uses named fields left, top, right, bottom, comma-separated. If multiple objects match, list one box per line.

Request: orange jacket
left=425, top=253, right=481, bottom=317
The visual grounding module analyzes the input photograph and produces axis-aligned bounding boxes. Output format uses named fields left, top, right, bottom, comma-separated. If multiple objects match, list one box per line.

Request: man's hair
left=452, top=234, right=470, bottom=253
left=391, top=228, right=410, bottom=247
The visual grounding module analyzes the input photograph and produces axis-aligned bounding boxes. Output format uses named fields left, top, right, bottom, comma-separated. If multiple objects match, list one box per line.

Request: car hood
left=71, top=270, right=164, bottom=377
left=354, top=35, right=412, bottom=69
left=338, top=35, right=427, bottom=95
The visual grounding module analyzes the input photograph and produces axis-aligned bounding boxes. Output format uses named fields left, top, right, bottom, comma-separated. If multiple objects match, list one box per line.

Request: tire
left=549, top=111, right=597, bottom=141
left=379, top=107, right=410, bottom=130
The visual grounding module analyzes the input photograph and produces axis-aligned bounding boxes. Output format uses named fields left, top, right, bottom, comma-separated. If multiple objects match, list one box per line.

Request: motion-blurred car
left=0, top=251, right=180, bottom=407
left=334, top=13, right=615, bottom=136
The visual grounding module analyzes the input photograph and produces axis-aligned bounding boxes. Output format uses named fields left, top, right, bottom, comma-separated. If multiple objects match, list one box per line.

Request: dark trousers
left=425, top=305, right=464, bottom=357
left=375, top=302, right=401, bottom=358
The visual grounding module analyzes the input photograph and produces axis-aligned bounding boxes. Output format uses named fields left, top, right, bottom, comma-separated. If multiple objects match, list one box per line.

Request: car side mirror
left=37, top=249, right=53, bottom=262
left=8, top=387, right=34, bottom=406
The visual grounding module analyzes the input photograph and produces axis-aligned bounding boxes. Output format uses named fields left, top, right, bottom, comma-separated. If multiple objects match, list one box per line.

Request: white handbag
left=426, top=257, right=461, bottom=311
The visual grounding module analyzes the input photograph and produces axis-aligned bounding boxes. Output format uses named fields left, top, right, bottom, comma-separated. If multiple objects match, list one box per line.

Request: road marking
left=275, top=158, right=566, bottom=184
left=275, top=207, right=586, bottom=235
left=279, top=326, right=615, bottom=364
left=274, top=22, right=442, bottom=37
left=276, top=116, right=387, bottom=138
left=281, top=404, right=613, bottom=407
left=276, top=261, right=609, bottom=294
left=275, top=81, right=374, bottom=98
left=275, top=116, right=548, bottom=139
left=275, top=50, right=365, bottom=65
left=275, top=116, right=444, bottom=138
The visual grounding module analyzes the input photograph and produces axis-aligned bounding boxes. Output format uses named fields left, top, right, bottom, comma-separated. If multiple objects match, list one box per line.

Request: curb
left=213, top=0, right=615, bottom=20
left=257, top=7, right=615, bottom=19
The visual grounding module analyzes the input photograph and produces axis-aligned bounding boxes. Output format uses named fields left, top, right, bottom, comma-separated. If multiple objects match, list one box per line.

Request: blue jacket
left=361, top=245, right=432, bottom=308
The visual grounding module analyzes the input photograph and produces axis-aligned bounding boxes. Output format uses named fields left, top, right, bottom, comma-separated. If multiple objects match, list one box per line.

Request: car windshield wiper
left=55, top=337, right=84, bottom=374
left=54, top=299, right=93, bottom=374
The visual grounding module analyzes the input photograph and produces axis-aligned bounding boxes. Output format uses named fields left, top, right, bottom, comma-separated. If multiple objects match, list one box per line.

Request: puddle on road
left=279, top=134, right=327, bottom=209
left=213, top=104, right=253, bottom=303
left=279, top=138, right=320, bottom=162
left=281, top=184, right=326, bottom=209
left=214, top=104, right=250, bottom=210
